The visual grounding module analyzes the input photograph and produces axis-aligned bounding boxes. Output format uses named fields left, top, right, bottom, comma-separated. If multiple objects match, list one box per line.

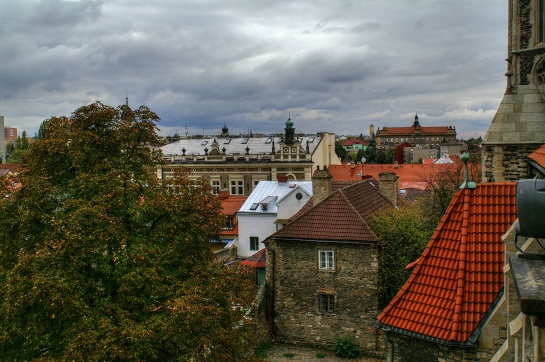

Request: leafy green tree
left=0, top=102, right=256, bottom=361
left=372, top=202, right=435, bottom=308
left=6, top=148, right=29, bottom=163
left=335, top=140, right=347, bottom=161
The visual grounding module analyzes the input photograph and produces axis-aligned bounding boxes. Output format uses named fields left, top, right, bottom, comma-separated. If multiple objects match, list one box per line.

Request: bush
left=333, top=337, right=360, bottom=359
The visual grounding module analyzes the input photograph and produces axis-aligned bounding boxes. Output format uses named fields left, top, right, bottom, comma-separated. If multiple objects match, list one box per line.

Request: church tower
left=482, top=2, right=545, bottom=182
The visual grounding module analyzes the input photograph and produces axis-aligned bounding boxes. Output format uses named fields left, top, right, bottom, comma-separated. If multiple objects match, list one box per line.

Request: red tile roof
left=377, top=182, right=517, bottom=344
left=288, top=180, right=360, bottom=221
left=269, top=180, right=392, bottom=243
left=379, top=126, right=452, bottom=135
left=240, top=248, right=266, bottom=268
left=328, top=163, right=452, bottom=184
left=342, top=138, right=367, bottom=146
left=528, top=144, right=545, bottom=169
left=220, top=195, right=247, bottom=216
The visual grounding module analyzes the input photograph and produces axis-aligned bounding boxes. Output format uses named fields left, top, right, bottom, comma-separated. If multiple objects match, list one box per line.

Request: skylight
left=241, top=139, right=249, bottom=144
left=250, top=203, right=259, bottom=210
left=265, top=138, right=272, bottom=144
left=201, top=140, right=208, bottom=146
left=224, top=139, right=231, bottom=144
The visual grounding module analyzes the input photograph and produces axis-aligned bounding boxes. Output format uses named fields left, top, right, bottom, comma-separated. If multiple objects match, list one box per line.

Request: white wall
left=237, top=213, right=277, bottom=258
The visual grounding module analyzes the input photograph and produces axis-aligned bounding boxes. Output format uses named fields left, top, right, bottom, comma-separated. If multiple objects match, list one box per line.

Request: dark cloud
left=0, top=0, right=507, bottom=140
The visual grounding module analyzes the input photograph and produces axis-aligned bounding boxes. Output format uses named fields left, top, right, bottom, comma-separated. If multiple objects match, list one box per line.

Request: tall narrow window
left=318, top=293, right=335, bottom=313
left=538, top=0, right=545, bottom=43
left=318, top=250, right=334, bottom=270
left=211, top=180, right=220, bottom=194
left=250, top=236, right=259, bottom=251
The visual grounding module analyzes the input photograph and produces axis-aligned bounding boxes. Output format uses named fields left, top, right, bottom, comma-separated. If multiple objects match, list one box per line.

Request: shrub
left=333, top=337, right=360, bottom=359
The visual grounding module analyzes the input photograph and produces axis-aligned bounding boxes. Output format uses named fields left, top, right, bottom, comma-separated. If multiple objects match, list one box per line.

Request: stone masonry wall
left=482, top=144, right=539, bottom=182
left=387, top=333, right=504, bottom=362
left=267, top=239, right=384, bottom=355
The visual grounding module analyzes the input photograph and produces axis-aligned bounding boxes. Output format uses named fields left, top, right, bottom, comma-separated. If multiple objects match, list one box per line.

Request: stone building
left=487, top=148, right=545, bottom=361
left=482, top=0, right=545, bottom=182
left=263, top=169, right=396, bottom=353
left=375, top=114, right=457, bottom=150
left=376, top=180, right=517, bottom=362
left=158, top=117, right=340, bottom=195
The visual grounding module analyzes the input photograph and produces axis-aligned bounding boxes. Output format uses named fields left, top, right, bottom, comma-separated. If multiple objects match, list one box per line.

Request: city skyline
left=1, top=1, right=506, bottom=140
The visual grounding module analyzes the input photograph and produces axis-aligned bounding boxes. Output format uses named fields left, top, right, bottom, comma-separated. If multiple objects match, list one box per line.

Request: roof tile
left=377, top=182, right=517, bottom=343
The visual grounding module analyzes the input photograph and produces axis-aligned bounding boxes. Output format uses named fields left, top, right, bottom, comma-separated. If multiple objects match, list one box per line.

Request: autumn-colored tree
left=419, top=156, right=481, bottom=225
left=372, top=202, right=435, bottom=308
left=0, top=102, right=257, bottom=361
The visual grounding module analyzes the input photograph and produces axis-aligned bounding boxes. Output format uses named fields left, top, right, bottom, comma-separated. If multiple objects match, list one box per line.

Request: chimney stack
left=312, top=165, right=333, bottom=205
left=379, top=172, right=397, bottom=207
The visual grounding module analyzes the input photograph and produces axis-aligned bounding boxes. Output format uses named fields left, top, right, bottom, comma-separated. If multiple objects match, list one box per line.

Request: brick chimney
left=379, top=172, right=397, bottom=207
left=312, top=165, right=333, bottom=205
left=277, top=175, right=289, bottom=183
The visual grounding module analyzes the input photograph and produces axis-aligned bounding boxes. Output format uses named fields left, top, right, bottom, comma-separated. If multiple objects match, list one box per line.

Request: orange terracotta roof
left=378, top=126, right=451, bottom=135
left=0, top=163, right=23, bottom=173
left=269, top=180, right=392, bottom=243
left=527, top=144, right=545, bottom=169
left=377, top=182, right=517, bottom=344
left=328, top=163, right=452, bottom=184
left=220, top=195, right=247, bottom=216
left=342, top=138, right=367, bottom=146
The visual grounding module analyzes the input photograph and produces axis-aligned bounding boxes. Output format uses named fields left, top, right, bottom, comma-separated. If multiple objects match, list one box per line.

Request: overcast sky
left=1, top=0, right=507, bottom=140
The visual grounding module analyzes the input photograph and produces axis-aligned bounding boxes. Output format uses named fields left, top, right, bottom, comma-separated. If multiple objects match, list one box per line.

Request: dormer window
left=258, top=196, right=277, bottom=212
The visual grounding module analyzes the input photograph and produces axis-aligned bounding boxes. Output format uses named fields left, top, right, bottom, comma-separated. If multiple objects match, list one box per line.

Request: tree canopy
left=372, top=202, right=436, bottom=308
left=0, top=102, right=256, bottom=361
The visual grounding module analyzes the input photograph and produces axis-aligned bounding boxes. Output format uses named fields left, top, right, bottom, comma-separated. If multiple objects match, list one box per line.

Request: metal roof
left=159, top=136, right=322, bottom=156
left=239, top=181, right=313, bottom=214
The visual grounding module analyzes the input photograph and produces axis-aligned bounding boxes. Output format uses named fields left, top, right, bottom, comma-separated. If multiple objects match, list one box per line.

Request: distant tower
left=413, top=113, right=420, bottom=128
left=482, top=2, right=545, bottom=182
left=221, top=122, right=229, bottom=137
left=369, top=124, right=375, bottom=138
left=284, top=114, right=295, bottom=145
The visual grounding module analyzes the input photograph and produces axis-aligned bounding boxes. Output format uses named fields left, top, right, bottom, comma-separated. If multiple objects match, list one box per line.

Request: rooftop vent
left=516, top=179, right=545, bottom=239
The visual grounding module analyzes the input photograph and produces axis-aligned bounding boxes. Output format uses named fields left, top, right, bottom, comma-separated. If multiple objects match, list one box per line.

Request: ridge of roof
left=267, top=179, right=391, bottom=243
left=377, top=182, right=517, bottom=343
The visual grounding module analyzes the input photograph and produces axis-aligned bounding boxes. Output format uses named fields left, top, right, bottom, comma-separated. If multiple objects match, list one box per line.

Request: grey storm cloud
left=0, top=0, right=507, bottom=140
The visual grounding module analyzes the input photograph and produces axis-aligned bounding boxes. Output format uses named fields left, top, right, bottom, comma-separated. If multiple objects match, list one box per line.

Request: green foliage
left=372, top=202, right=436, bottom=308
left=335, top=140, right=347, bottom=161
left=315, top=351, right=327, bottom=358
left=0, top=102, right=257, bottom=361
left=6, top=148, right=29, bottom=163
left=333, top=337, right=360, bottom=359
left=254, top=343, right=272, bottom=358
left=283, top=352, right=295, bottom=358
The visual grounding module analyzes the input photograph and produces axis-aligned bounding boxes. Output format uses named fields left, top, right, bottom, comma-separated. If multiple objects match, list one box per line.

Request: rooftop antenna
left=185, top=125, right=188, bottom=138
left=125, top=91, right=129, bottom=106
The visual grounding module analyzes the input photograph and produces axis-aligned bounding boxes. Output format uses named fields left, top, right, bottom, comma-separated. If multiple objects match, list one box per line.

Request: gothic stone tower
left=483, top=1, right=545, bottom=182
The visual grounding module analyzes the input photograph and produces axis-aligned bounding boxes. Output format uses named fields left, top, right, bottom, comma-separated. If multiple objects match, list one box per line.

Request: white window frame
left=230, top=180, right=244, bottom=195
left=318, top=250, right=334, bottom=270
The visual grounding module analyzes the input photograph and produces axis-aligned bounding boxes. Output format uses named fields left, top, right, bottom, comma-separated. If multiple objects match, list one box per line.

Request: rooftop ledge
left=510, top=254, right=545, bottom=315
